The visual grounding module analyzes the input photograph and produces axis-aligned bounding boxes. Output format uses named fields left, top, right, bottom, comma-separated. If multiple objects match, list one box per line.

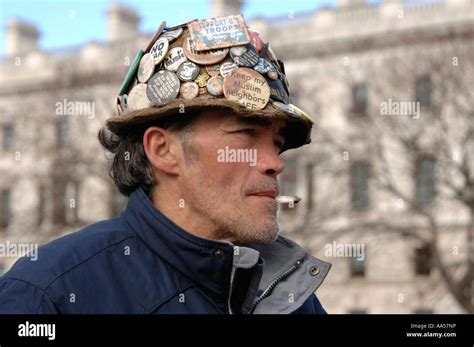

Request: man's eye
left=237, top=128, right=256, bottom=136
left=274, top=140, right=284, bottom=151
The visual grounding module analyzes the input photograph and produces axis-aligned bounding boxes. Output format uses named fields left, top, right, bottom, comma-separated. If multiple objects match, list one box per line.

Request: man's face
left=178, top=111, right=286, bottom=245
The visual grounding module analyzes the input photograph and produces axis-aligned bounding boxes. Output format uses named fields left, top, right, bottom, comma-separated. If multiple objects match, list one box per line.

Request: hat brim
left=106, top=96, right=313, bottom=153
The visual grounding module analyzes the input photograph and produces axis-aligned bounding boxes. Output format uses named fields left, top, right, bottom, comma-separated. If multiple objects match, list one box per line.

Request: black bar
left=0, top=314, right=471, bottom=346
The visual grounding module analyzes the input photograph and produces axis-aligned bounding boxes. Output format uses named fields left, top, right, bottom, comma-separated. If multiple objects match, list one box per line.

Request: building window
left=2, top=125, right=14, bottom=151
left=57, top=117, right=69, bottom=146
left=352, top=83, right=368, bottom=116
left=414, top=243, right=432, bottom=276
left=53, top=181, right=78, bottom=225
left=52, top=182, right=66, bottom=225
left=350, top=255, right=365, bottom=277
left=0, top=189, right=11, bottom=228
left=351, top=161, right=370, bottom=210
left=37, top=184, right=46, bottom=226
left=416, top=76, right=431, bottom=108
left=415, top=156, right=436, bottom=206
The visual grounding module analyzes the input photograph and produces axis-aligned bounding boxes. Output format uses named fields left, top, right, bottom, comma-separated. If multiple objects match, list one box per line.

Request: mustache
left=243, top=180, right=280, bottom=196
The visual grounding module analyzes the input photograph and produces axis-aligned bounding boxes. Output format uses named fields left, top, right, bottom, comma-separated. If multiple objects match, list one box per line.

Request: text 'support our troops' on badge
left=188, top=14, right=250, bottom=52
left=223, top=67, right=270, bottom=110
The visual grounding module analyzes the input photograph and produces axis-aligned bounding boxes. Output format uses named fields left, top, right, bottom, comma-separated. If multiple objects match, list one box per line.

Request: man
left=0, top=15, right=331, bottom=314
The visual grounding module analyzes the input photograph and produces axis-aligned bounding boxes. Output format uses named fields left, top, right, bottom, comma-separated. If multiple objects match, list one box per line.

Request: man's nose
left=255, top=143, right=285, bottom=178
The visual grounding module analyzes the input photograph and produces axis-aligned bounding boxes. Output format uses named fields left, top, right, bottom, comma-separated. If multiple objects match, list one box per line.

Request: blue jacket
left=0, top=188, right=331, bottom=314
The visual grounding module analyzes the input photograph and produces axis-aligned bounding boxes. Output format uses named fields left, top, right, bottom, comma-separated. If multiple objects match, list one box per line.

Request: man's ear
left=143, top=127, right=180, bottom=175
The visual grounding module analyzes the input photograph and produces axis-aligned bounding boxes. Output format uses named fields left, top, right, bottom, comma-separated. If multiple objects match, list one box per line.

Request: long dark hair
left=98, top=114, right=197, bottom=198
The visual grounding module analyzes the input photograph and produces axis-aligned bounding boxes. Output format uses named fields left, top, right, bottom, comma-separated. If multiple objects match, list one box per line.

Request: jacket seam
left=43, top=235, right=138, bottom=290
left=0, top=278, right=60, bottom=313
left=145, top=283, right=194, bottom=313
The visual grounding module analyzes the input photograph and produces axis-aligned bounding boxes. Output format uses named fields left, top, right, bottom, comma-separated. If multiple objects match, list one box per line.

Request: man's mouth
left=250, top=190, right=279, bottom=199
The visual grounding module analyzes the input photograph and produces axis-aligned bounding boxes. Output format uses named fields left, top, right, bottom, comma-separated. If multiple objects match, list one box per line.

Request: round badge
left=150, top=38, right=169, bottom=65
left=128, top=84, right=150, bottom=111
left=220, top=62, right=238, bottom=78
left=183, top=38, right=229, bottom=65
left=230, top=44, right=259, bottom=68
left=163, top=47, right=187, bottom=72
left=266, top=77, right=290, bottom=104
left=160, top=27, right=183, bottom=43
left=229, top=46, right=246, bottom=57
left=146, top=70, right=180, bottom=106
left=267, top=66, right=279, bottom=80
left=144, top=21, right=167, bottom=53
left=253, top=58, right=272, bottom=74
left=195, top=71, right=210, bottom=87
left=206, top=64, right=221, bottom=77
left=248, top=29, right=263, bottom=52
left=137, top=53, right=155, bottom=83
left=223, top=67, right=270, bottom=110
left=177, top=61, right=200, bottom=81
left=179, top=82, right=199, bottom=100
left=207, top=76, right=224, bottom=96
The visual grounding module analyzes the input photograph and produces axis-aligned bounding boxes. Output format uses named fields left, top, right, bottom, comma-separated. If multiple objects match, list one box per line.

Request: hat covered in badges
left=106, top=14, right=315, bottom=153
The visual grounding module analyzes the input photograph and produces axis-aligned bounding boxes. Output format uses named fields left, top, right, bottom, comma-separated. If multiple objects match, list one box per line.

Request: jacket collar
left=122, top=188, right=236, bottom=307
left=122, top=188, right=331, bottom=313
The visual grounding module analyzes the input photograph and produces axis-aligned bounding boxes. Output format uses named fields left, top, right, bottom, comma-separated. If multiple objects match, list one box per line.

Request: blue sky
left=0, top=0, right=340, bottom=56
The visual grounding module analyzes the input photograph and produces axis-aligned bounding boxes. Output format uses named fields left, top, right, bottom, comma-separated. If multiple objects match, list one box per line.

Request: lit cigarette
left=275, top=195, right=302, bottom=204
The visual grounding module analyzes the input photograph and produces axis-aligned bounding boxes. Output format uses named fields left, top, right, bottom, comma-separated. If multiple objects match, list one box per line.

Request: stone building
left=0, top=0, right=472, bottom=313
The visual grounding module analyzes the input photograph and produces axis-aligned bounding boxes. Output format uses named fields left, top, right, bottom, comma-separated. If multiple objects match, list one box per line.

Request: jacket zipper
left=248, top=259, right=302, bottom=314
left=228, top=268, right=236, bottom=314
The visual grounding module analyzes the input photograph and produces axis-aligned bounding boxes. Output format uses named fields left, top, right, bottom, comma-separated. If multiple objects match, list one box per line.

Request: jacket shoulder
left=0, top=216, right=135, bottom=290
left=0, top=278, right=58, bottom=313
